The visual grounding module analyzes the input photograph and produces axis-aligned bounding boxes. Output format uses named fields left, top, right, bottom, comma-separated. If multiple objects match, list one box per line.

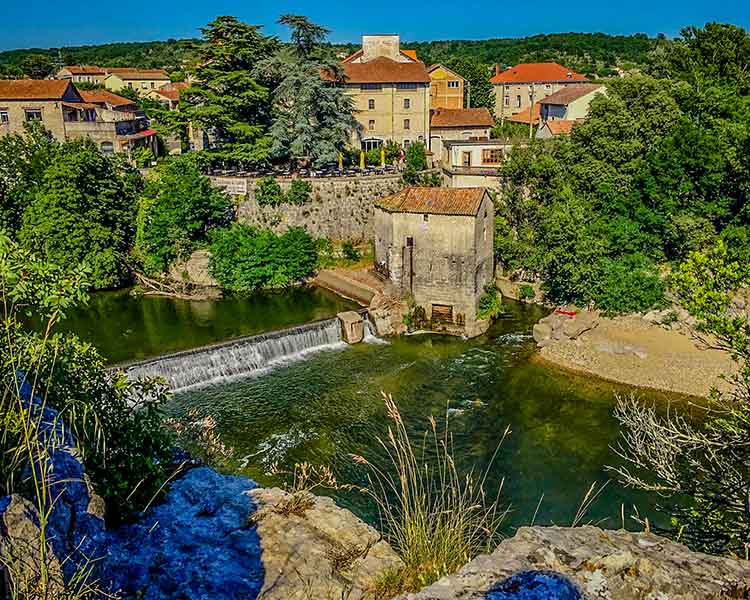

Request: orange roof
left=375, top=187, right=487, bottom=216
left=539, top=83, right=604, bottom=105
left=79, top=90, right=136, bottom=107
left=154, top=88, right=180, bottom=101
left=330, top=57, right=430, bottom=84
left=545, top=120, right=577, bottom=135
left=0, top=79, right=73, bottom=100
left=63, top=65, right=106, bottom=75
left=107, top=68, right=170, bottom=80
left=431, top=107, right=494, bottom=128
left=491, top=62, right=587, bottom=84
left=508, top=102, right=542, bottom=125
left=401, top=49, right=418, bottom=61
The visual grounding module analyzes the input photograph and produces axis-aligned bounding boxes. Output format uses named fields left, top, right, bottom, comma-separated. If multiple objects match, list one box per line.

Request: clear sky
left=3, top=0, right=749, bottom=51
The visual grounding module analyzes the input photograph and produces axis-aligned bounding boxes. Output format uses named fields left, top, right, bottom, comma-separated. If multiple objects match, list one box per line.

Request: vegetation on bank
left=495, top=23, right=750, bottom=314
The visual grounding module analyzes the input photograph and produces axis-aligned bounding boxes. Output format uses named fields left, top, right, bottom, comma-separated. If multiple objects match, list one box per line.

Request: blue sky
left=3, top=0, right=749, bottom=51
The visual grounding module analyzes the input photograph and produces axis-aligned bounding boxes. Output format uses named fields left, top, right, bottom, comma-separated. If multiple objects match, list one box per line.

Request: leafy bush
left=315, top=238, right=336, bottom=269
left=285, top=178, right=312, bottom=205
left=592, top=254, right=665, bottom=314
left=402, top=143, right=427, bottom=185
left=518, top=283, right=535, bottom=301
left=209, top=224, right=318, bottom=291
left=477, top=284, right=503, bottom=320
left=341, top=240, right=361, bottom=262
left=255, top=176, right=285, bottom=206
left=134, top=155, right=233, bottom=275
left=0, top=234, right=173, bottom=525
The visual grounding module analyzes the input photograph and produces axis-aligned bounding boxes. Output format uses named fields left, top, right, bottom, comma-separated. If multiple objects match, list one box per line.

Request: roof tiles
left=332, top=57, right=430, bottom=84
left=375, top=187, right=487, bottom=216
left=0, top=79, right=73, bottom=100
left=539, top=84, right=605, bottom=105
left=491, top=62, right=587, bottom=84
left=431, top=107, right=494, bottom=128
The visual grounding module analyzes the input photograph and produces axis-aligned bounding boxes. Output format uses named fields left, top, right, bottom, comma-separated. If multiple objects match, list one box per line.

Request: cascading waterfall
left=122, top=318, right=346, bottom=392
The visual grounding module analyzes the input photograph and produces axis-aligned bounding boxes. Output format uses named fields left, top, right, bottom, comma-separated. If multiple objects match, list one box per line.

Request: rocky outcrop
left=533, top=307, right=599, bottom=348
left=399, top=526, right=750, bottom=600
left=369, top=291, right=408, bottom=337
left=168, top=249, right=219, bottom=289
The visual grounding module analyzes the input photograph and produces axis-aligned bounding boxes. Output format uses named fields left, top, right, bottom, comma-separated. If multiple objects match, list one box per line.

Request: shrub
left=315, top=238, right=336, bottom=269
left=134, top=155, right=233, bottom=275
left=341, top=240, right=361, bottom=262
left=477, top=284, right=503, bottom=320
left=402, top=143, right=427, bottom=185
left=518, top=283, right=535, bottom=301
left=209, top=224, right=318, bottom=291
left=285, top=178, right=312, bottom=205
left=256, top=176, right=285, bottom=206
left=591, top=253, right=665, bottom=315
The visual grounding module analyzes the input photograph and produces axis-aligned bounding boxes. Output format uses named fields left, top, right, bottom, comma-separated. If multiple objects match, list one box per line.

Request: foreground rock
left=369, top=291, right=408, bottom=337
left=399, top=526, right=750, bottom=599
left=533, top=306, right=600, bottom=348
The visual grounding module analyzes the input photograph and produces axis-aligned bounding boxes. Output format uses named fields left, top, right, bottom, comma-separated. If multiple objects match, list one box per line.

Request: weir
left=122, top=318, right=347, bottom=392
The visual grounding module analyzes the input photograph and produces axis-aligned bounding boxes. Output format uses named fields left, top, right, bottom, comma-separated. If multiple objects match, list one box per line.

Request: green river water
left=60, top=287, right=690, bottom=533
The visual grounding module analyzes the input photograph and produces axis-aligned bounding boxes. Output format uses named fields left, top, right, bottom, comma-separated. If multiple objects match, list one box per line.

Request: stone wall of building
left=218, top=173, right=408, bottom=241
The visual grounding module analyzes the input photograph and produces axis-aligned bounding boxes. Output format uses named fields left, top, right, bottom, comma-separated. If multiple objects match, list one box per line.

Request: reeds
left=352, top=392, right=509, bottom=593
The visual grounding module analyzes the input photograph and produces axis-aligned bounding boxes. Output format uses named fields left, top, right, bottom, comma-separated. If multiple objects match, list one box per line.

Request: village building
left=440, top=139, right=513, bottom=189
left=491, top=62, right=588, bottom=122
left=56, top=65, right=109, bottom=85
left=332, top=35, right=431, bottom=151
left=145, top=81, right=189, bottom=110
left=429, top=107, right=493, bottom=161
left=0, top=80, right=156, bottom=159
left=536, top=120, right=577, bottom=139
left=374, top=187, right=495, bottom=337
left=104, top=68, right=171, bottom=95
left=428, top=64, right=465, bottom=109
left=535, top=83, right=606, bottom=139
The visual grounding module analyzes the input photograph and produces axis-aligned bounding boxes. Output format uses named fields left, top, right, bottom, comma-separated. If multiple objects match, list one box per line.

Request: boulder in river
left=533, top=307, right=599, bottom=348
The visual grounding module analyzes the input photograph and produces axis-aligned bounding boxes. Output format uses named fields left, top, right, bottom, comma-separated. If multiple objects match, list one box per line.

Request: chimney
left=495, top=64, right=501, bottom=77
left=362, top=34, right=401, bottom=62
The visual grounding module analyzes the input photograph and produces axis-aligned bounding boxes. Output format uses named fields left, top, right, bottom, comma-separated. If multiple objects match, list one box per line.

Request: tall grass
left=352, top=393, right=509, bottom=594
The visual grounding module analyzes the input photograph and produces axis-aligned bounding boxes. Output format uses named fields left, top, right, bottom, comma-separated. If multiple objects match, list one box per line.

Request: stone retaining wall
left=213, top=173, right=410, bottom=241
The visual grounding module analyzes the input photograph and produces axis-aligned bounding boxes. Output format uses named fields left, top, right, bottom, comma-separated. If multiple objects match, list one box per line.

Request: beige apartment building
left=104, top=68, right=171, bottom=95
left=428, top=64, right=465, bottom=109
left=0, top=80, right=155, bottom=158
left=429, top=107, right=493, bottom=161
left=56, top=65, right=109, bottom=85
left=332, top=35, right=431, bottom=150
left=491, top=62, right=588, bottom=122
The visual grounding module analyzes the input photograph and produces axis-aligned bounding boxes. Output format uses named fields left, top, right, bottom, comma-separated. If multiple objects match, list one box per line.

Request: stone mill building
left=374, top=187, right=495, bottom=337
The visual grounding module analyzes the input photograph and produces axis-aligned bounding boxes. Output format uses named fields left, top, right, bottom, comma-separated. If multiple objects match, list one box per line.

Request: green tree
left=614, top=242, right=750, bottom=556
left=255, top=15, right=358, bottom=167
left=17, top=139, right=141, bottom=289
left=20, top=53, right=55, bottom=78
left=134, top=155, right=233, bottom=274
left=445, top=56, right=494, bottom=111
left=208, top=224, right=317, bottom=291
left=402, top=142, right=428, bottom=184
left=183, top=16, right=279, bottom=164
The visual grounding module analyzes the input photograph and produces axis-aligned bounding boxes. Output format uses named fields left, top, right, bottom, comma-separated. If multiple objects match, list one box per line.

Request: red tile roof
left=79, top=90, right=136, bottom=107
left=545, top=120, right=577, bottom=135
left=491, top=62, right=587, bottom=84
left=63, top=65, right=106, bottom=75
left=539, top=83, right=604, bottom=105
left=0, top=79, right=73, bottom=100
left=431, top=107, right=494, bottom=128
left=401, top=49, right=418, bottom=61
left=508, top=102, right=542, bottom=125
left=330, top=57, right=430, bottom=84
left=375, top=187, right=487, bottom=216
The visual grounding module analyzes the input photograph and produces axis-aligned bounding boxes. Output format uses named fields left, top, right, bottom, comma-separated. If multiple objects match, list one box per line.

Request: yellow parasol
left=338, top=152, right=343, bottom=170
left=380, top=146, right=385, bottom=168
left=360, top=150, right=365, bottom=170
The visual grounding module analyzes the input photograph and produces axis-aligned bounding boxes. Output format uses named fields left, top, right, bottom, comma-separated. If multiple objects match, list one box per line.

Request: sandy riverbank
left=535, top=314, right=736, bottom=398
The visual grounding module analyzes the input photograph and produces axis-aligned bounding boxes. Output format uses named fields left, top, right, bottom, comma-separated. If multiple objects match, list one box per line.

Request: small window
left=423, top=214, right=429, bottom=222
left=24, top=109, right=42, bottom=122
left=481, top=149, right=503, bottom=165
left=100, top=141, right=114, bottom=155
left=504, top=95, right=509, bottom=106
left=516, top=95, right=521, bottom=108
left=0, top=110, right=9, bottom=124
left=141, top=82, right=148, bottom=89
left=368, top=119, right=375, bottom=130
left=545, top=83, right=551, bottom=89
left=403, top=119, right=410, bottom=130
left=404, top=139, right=411, bottom=147
left=396, top=83, right=418, bottom=90
left=128, top=82, right=133, bottom=89
left=447, top=80, right=460, bottom=88
left=368, top=99, right=375, bottom=110
left=406, top=236, right=414, bottom=247
left=151, top=82, right=156, bottom=88
left=403, top=98, right=410, bottom=109
left=361, top=83, right=382, bottom=91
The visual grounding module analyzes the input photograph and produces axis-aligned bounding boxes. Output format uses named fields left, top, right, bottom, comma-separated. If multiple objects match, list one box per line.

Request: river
left=57, top=287, right=688, bottom=534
